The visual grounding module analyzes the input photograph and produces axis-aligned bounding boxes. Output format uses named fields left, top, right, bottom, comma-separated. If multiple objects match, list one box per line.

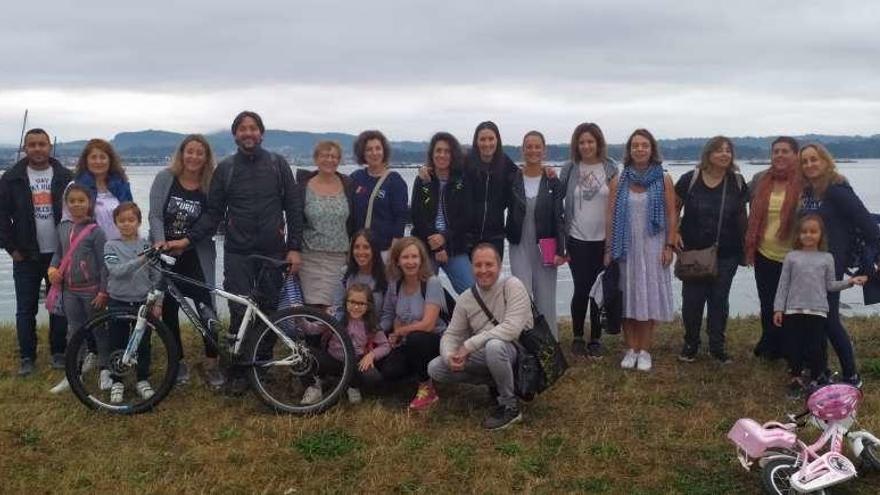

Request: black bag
left=471, top=284, right=568, bottom=401
left=601, top=261, right=622, bottom=335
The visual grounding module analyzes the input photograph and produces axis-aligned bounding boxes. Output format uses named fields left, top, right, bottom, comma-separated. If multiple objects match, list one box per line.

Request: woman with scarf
left=745, top=137, right=802, bottom=361
left=799, top=143, right=879, bottom=387
left=71, top=139, right=133, bottom=240
left=606, top=129, right=676, bottom=372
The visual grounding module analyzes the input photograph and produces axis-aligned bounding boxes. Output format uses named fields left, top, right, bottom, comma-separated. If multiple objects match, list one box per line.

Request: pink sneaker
left=408, top=381, right=438, bottom=410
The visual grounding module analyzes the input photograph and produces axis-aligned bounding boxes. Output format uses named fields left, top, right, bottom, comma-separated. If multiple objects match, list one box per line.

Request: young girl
left=302, top=283, right=390, bottom=405
left=48, top=184, right=108, bottom=394
left=330, top=229, right=387, bottom=321
left=104, top=202, right=161, bottom=404
left=773, top=214, right=866, bottom=397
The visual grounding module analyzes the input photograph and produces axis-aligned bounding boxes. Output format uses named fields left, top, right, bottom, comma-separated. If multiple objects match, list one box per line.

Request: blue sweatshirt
left=350, top=168, right=409, bottom=251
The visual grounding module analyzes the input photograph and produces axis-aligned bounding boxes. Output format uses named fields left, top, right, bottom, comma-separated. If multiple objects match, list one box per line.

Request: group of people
left=1, top=110, right=878, bottom=430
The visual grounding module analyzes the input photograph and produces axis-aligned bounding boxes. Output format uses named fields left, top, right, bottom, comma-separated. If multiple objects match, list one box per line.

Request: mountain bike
left=64, top=247, right=354, bottom=415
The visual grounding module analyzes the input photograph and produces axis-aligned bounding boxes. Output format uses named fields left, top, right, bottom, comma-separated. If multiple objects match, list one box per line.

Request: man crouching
left=428, top=243, right=533, bottom=430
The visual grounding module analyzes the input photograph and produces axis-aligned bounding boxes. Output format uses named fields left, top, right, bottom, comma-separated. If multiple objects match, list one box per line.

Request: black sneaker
left=586, top=341, right=603, bottom=359
left=17, top=358, right=35, bottom=377
left=843, top=374, right=863, bottom=389
left=677, top=347, right=697, bottom=363
left=786, top=378, right=804, bottom=400
left=711, top=352, right=733, bottom=365
left=482, top=405, right=522, bottom=431
left=51, top=353, right=65, bottom=370
left=570, top=339, right=587, bottom=357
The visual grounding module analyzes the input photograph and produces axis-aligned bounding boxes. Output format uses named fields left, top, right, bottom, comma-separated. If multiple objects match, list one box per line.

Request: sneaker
left=203, top=364, right=226, bottom=389
left=301, top=384, right=323, bottom=405
left=51, top=353, right=65, bottom=370
left=99, top=369, right=113, bottom=390
left=843, top=374, right=863, bottom=389
left=346, top=387, right=362, bottom=404
left=570, top=339, right=587, bottom=357
left=81, top=353, right=97, bottom=373
left=786, top=378, right=804, bottom=400
left=636, top=351, right=653, bottom=372
left=50, top=377, right=70, bottom=394
left=586, top=341, right=603, bottom=359
left=620, top=349, right=638, bottom=369
left=176, top=360, right=190, bottom=385
left=678, top=346, right=697, bottom=363
left=482, top=405, right=523, bottom=430
left=17, top=358, right=35, bottom=377
left=711, top=351, right=733, bottom=365
left=110, top=382, right=124, bottom=404
left=136, top=380, right=155, bottom=400
left=408, top=381, right=439, bottom=411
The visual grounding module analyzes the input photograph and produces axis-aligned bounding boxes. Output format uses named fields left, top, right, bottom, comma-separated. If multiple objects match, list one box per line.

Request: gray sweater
left=148, top=168, right=216, bottom=288
left=440, top=276, right=533, bottom=357
left=773, top=250, right=852, bottom=314
left=104, top=237, right=160, bottom=302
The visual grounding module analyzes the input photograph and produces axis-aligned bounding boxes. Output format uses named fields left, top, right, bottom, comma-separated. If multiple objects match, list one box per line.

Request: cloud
left=1, top=1, right=878, bottom=142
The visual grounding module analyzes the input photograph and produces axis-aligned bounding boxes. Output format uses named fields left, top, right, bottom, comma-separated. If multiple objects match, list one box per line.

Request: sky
left=1, top=0, right=878, bottom=145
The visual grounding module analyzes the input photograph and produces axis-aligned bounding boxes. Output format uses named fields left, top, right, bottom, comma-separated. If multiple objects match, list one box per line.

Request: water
left=2, top=160, right=879, bottom=323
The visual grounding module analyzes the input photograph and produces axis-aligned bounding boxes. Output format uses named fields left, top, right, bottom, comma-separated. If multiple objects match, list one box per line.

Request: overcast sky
left=1, top=0, right=878, bottom=145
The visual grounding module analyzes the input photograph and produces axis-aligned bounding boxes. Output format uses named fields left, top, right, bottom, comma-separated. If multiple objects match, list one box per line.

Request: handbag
left=538, top=238, right=557, bottom=266
left=675, top=171, right=727, bottom=281
left=471, top=283, right=568, bottom=401
left=45, top=223, right=98, bottom=315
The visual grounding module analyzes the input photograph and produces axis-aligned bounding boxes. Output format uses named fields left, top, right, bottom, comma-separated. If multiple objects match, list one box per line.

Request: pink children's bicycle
left=728, top=383, right=880, bottom=494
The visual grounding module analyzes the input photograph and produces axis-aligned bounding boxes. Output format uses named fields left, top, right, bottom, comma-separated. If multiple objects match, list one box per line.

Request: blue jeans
left=434, top=253, right=474, bottom=294
left=13, top=253, right=68, bottom=361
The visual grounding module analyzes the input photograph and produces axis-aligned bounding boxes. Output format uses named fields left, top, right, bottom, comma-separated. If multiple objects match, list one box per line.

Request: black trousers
left=680, top=255, right=739, bottom=355
left=223, top=251, right=284, bottom=334
left=783, top=313, right=827, bottom=381
left=377, top=332, right=441, bottom=382
left=108, top=299, right=152, bottom=381
left=162, top=249, right=218, bottom=359
left=754, top=252, right=785, bottom=358
left=566, top=237, right=604, bottom=341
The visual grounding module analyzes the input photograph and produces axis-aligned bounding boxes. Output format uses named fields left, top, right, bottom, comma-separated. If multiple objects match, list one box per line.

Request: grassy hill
left=1, top=317, right=879, bottom=494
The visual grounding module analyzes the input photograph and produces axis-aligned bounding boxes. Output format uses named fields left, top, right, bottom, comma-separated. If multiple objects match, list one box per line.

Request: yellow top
left=757, top=189, right=792, bottom=262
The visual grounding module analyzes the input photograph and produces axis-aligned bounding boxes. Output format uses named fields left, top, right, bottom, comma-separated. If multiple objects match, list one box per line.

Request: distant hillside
left=3, top=131, right=880, bottom=168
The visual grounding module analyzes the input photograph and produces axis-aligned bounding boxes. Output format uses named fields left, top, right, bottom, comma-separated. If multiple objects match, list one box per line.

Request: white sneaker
left=637, top=351, right=653, bottom=372
left=81, top=352, right=97, bottom=373
left=620, top=349, right=638, bottom=369
left=301, top=384, right=323, bottom=405
left=346, top=387, right=362, bottom=404
left=136, top=380, right=155, bottom=400
left=50, top=377, right=70, bottom=394
left=110, top=382, right=124, bottom=404
left=99, top=369, right=113, bottom=390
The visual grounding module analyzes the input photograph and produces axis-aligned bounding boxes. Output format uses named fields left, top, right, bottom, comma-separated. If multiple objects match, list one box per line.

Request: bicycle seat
left=246, top=254, right=290, bottom=268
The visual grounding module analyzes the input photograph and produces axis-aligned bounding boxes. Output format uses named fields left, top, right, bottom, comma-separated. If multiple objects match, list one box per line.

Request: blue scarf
left=75, top=172, right=133, bottom=202
left=611, top=163, right=666, bottom=261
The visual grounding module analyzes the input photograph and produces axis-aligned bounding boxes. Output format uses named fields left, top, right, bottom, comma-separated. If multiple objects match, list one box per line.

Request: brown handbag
left=674, top=171, right=727, bottom=281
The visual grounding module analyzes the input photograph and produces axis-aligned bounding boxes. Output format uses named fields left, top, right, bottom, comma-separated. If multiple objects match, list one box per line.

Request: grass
left=2, top=316, right=880, bottom=494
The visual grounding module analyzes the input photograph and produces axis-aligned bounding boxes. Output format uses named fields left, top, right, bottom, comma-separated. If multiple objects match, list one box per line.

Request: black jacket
left=0, top=158, right=73, bottom=260
left=410, top=170, right=474, bottom=256
left=188, top=146, right=303, bottom=255
left=298, top=169, right=358, bottom=239
left=505, top=170, right=566, bottom=257
left=464, top=154, right=518, bottom=245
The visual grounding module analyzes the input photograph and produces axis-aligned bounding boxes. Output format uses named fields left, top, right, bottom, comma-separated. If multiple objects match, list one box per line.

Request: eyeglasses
left=346, top=299, right=368, bottom=308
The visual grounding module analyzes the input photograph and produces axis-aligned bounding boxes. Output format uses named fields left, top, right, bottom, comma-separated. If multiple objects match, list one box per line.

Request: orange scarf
left=744, top=166, right=802, bottom=265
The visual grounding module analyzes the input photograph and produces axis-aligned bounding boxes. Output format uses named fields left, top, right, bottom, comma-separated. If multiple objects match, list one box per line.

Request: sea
left=2, top=160, right=879, bottom=323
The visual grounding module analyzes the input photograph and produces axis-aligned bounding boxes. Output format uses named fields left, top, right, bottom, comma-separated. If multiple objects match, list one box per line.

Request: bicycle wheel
left=243, top=306, right=355, bottom=414
left=65, top=310, right=179, bottom=414
left=760, top=457, right=801, bottom=495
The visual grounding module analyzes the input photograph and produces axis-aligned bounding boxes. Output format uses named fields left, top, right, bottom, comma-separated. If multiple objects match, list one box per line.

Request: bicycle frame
left=121, top=254, right=306, bottom=369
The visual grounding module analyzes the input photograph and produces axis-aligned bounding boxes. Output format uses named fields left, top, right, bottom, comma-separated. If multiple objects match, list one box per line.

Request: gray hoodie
left=773, top=250, right=852, bottom=315
left=104, top=237, right=160, bottom=302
